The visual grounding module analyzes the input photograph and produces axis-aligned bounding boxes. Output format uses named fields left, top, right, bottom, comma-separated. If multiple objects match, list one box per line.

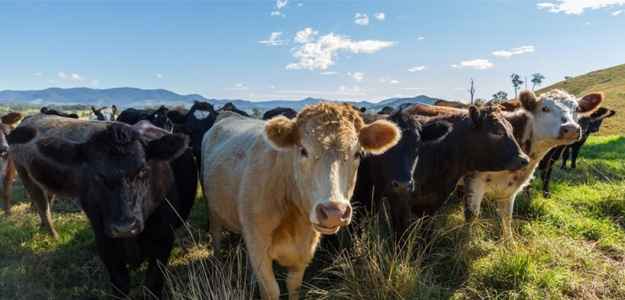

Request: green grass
left=538, top=63, right=625, bottom=136
left=1, top=135, right=624, bottom=299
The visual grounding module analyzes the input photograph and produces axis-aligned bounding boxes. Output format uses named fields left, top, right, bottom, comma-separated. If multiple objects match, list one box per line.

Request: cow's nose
left=560, top=124, right=581, bottom=140
left=316, top=202, right=352, bottom=228
left=391, top=180, right=414, bottom=193
left=110, top=220, right=139, bottom=238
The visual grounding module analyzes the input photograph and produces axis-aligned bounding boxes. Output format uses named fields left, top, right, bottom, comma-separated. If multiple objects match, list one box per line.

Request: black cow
left=262, top=107, right=297, bottom=120
left=352, top=110, right=452, bottom=234
left=378, top=106, right=395, bottom=115
left=539, top=107, right=616, bottom=197
left=8, top=116, right=197, bottom=298
left=117, top=105, right=174, bottom=132
left=40, top=107, right=79, bottom=119
left=217, top=102, right=249, bottom=117
left=181, top=101, right=218, bottom=164
left=91, top=105, right=118, bottom=121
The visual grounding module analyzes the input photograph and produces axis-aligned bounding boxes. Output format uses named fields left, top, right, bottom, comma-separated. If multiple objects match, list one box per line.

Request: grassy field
left=1, top=134, right=624, bottom=299
left=538, top=63, right=625, bottom=136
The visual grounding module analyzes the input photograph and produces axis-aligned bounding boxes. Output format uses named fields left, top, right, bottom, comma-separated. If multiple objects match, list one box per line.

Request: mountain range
left=0, top=87, right=441, bottom=112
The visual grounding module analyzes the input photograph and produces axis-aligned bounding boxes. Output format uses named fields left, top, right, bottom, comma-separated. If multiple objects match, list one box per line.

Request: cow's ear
left=1, top=112, right=23, bottom=125
left=37, top=137, right=85, bottom=165
left=264, top=116, right=299, bottom=150
left=591, top=107, right=616, bottom=121
left=577, top=92, right=603, bottom=115
left=421, top=120, right=452, bottom=144
left=146, top=134, right=188, bottom=161
left=519, top=90, right=538, bottom=112
left=359, top=119, right=401, bottom=155
left=7, top=126, right=36, bottom=145
left=468, top=106, right=482, bottom=127
left=133, top=120, right=170, bottom=141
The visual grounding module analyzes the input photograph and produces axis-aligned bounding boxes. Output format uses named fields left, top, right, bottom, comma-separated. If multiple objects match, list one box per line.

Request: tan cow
left=1, top=112, right=23, bottom=215
left=201, top=103, right=401, bottom=300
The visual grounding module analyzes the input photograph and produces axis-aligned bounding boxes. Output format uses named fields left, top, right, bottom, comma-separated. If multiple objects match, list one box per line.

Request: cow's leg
left=463, top=174, right=486, bottom=224
left=2, top=160, right=16, bottom=215
left=570, top=143, right=582, bottom=169
left=542, top=158, right=555, bottom=198
left=209, top=214, right=224, bottom=255
left=561, top=147, right=570, bottom=169
left=94, top=231, right=130, bottom=298
left=389, top=196, right=412, bottom=239
left=286, top=266, right=306, bottom=300
left=244, top=235, right=279, bottom=300
left=143, top=232, right=174, bottom=299
left=17, top=167, right=58, bottom=238
left=495, top=195, right=515, bottom=240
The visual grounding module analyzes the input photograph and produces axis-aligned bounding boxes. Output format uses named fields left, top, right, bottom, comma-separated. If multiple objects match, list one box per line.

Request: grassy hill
left=538, top=63, right=625, bottom=136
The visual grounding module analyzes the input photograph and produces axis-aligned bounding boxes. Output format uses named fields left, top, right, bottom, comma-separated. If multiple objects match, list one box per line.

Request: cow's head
left=35, top=123, right=187, bottom=238
left=263, top=103, right=401, bottom=235
left=91, top=106, right=118, bottom=121
left=586, top=107, right=615, bottom=134
left=519, top=90, right=603, bottom=146
left=371, top=111, right=452, bottom=197
left=148, top=106, right=174, bottom=132
left=464, top=105, right=530, bottom=171
left=0, top=112, right=23, bottom=174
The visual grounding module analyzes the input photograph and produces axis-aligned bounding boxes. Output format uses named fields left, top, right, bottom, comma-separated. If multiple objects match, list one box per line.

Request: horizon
left=2, top=0, right=624, bottom=102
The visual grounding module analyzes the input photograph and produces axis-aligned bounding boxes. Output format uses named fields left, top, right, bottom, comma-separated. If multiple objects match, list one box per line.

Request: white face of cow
left=193, top=110, right=212, bottom=120
left=519, top=90, right=603, bottom=147
left=263, top=103, right=400, bottom=235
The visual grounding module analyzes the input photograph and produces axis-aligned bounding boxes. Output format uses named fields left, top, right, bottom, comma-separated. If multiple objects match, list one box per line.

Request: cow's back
left=201, top=116, right=272, bottom=232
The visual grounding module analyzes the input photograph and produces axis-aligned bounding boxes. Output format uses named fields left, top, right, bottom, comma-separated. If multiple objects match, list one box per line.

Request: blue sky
left=1, top=0, right=624, bottom=102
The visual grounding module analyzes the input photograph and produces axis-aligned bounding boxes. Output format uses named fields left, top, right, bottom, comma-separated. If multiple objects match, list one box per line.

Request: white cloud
left=417, top=36, right=425, bottom=41
left=354, top=13, right=369, bottom=25
left=452, top=59, right=494, bottom=70
left=585, top=21, right=592, bottom=25
left=58, top=71, right=85, bottom=81
left=90, top=79, right=99, bottom=86
left=537, top=0, right=625, bottom=15
left=270, top=11, right=282, bottom=16
left=297, top=3, right=303, bottom=7
left=276, top=0, right=288, bottom=10
left=259, top=32, right=285, bottom=46
left=321, top=71, right=337, bottom=75
left=227, top=83, right=248, bottom=91
left=338, top=85, right=366, bottom=96
left=492, top=45, right=535, bottom=58
left=379, top=77, right=400, bottom=84
left=294, top=27, right=318, bottom=44
left=348, top=72, right=365, bottom=81
left=286, top=30, right=394, bottom=71
left=408, top=65, right=427, bottom=72
left=155, top=73, right=164, bottom=79
left=33, top=72, right=43, bottom=77
left=612, top=9, right=624, bottom=15
left=402, top=87, right=425, bottom=91
left=374, top=12, right=385, bottom=21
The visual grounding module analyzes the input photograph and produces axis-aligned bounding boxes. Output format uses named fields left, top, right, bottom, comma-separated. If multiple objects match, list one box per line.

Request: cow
left=181, top=101, right=218, bottom=164
left=460, top=90, right=603, bottom=239
left=90, top=105, right=118, bottom=121
left=117, top=105, right=174, bottom=132
left=377, top=106, right=395, bottom=115
left=40, top=107, right=79, bottom=119
left=263, top=107, right=297, bottom=120
left=218, top=102, right=250, bottom=117
left=7, top=115, right=197, bottom=298
left=201, top=103, right=401, bottom=300
left=403, top=103, right=529, bottom=234
left=0, top=112, right=23, bottom=215
left=538, top=107, right=615, bottom=197
left=351, top=109, right=453, bottom=236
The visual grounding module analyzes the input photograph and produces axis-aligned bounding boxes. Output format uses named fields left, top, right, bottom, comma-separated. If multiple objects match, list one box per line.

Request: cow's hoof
left=543, top=191, right=551, bottom=198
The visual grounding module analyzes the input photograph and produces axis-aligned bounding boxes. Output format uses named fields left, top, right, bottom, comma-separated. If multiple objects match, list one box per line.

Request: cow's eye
left=300, top=147, right=308, bottom=158
left=542, top=107, right=551, bottom=113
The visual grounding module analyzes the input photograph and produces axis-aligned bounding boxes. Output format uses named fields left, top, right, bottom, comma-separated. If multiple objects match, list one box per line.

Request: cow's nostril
left=316, top=205, right=329, bottom=221
left=341, top=205, right=352, bottom=220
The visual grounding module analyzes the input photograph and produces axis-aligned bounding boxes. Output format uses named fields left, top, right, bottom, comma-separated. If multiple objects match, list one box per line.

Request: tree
left=531, top=73, right=545, bottom=90
left=468, top=78, right=476, bottom=104
left=492, top=91, right=508, bottom=103
left=511, top=73, right=524, bottom=99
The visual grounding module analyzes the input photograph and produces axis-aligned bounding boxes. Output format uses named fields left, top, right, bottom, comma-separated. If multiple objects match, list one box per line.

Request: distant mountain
left=0, top=87, right=442, bottom=112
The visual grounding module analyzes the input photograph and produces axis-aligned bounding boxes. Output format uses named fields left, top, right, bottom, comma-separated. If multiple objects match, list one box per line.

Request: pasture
left=1, top=134, right=623, bottom=299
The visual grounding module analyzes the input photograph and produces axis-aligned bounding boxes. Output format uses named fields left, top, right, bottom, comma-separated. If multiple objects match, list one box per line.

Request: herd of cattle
left=0, top=89, right=616, bottom=299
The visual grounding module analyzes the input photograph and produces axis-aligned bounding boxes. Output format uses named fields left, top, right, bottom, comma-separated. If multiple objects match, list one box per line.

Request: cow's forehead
left=539, top=90, right=578, bottom=113
left=296, top=102, right=363, bottom=152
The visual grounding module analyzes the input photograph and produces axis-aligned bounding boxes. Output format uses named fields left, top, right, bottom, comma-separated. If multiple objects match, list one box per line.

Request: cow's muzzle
left=109, top=220, right=141, bottom=238
left=313, top=202, right=352, bottom=235
left=505, top=154, right=530, bottom=171
left=559, top=124, right=581, bottom=141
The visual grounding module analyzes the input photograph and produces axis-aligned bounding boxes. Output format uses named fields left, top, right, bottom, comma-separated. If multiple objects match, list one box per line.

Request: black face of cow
left=466, top=106, right=529, bottom=172
left=148, top=106, right=174, bottom=132
left=373, top=112, right=452, bottom=197
left=587, top=108, right=616, bottom=134
left=185, top=101, right=217, bottom=157
left=36, top=123, right=188, bottom=238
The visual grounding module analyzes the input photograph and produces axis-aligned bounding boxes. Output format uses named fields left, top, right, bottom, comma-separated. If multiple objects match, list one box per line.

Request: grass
left=538, top=63, right=625, bottom=136
left=1, top=134, right=624, bottom=299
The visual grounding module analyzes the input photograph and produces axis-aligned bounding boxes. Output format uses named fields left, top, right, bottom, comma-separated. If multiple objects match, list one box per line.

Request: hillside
left=538, top=64, right=625, bottom=136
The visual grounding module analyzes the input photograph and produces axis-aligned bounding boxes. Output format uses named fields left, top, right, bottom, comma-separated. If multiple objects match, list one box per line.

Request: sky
left=1, top=0, right=624, bottom=102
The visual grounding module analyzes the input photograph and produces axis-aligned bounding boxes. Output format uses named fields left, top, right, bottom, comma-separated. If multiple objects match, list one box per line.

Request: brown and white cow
left=1, top=112, right=23, bottom=215
left=461, top=90, right=603, bottom=239
left=201, top=103, right=401, bottom=300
